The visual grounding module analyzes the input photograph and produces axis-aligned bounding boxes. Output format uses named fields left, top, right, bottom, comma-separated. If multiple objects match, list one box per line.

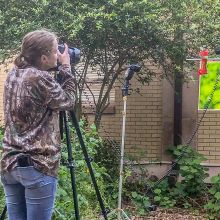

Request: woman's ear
left=40, top=54, right=48, bottom=64
left=39, top=54, right=49, bottom=70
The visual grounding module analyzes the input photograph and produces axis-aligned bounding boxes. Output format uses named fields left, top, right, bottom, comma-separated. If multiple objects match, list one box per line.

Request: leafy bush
left=153, top=180, right=176, bottom=208
left=204, top=174, right=220, bottom=220
left=131, top=191, right=151, bottom=216
left=153, top=145, right=209, bottom=209
left=170, top=145, right=209, bottom=198
left=53, top=121, right=113, bottom=219
left=94, top=139, right=120, bottom=207
left=94, top=139, right=120, bottom=182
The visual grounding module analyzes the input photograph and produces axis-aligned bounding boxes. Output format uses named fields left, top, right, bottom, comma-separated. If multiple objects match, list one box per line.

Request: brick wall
left=197, top=110, right=220, bottom=164
left=99, top=75, right=163, bottom=162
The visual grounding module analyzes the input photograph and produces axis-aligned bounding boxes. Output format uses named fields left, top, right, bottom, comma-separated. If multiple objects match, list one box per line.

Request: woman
left=0, top=30, right=75, bottom=220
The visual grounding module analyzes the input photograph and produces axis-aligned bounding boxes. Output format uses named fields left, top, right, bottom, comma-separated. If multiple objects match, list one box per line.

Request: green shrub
left=153, top=145, right=209, bottom=209
left=94, top=139, right=120, bottom=182
left=204, top=174, right=220, bottom=220
left=171, top=145, right=209, bottom=198
left=53, top=121, right=113, bottom=219
left=153, top=180, right=176, bottom=208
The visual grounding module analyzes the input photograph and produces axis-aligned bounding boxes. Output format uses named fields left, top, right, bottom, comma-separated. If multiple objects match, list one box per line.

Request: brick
left=206, top=155, right=216, bottom=160
left=210, top=118, right=219, bottom=121
left=209, top=135, right=219, bottom=139
left=198, top=134, right=210, bottom=139
left=199, top=139, right=211, bottom=143
left=203, top=130, right=216, bottom=134
left=208, top=160, right=218, bottom=163
left=199, top=150, right=210, bottom=154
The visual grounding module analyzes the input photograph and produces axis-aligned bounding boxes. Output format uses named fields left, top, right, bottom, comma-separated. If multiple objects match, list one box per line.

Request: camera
left=48, top=44, right=80, bottom=71
left=58, top=44, right=80, bottom=64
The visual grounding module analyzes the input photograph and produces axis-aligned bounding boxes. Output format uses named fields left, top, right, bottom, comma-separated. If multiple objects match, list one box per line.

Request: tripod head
left=125, top=64, right=141, bottom=81
left=123, top=64, right=141, bottom=97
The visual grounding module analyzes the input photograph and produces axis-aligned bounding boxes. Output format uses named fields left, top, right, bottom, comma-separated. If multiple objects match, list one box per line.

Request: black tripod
left=60, top=110, right=108, bottom=220
left=56, top=67, right=108, bottom=219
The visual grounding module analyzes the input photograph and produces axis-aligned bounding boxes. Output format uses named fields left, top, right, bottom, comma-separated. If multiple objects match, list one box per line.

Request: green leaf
left=154, top=196, right=161, bottom=202
left=214, top=192, right=220, bottom=200
left=132, top=191, right=138, bottom=198
left=154, top=189, right=161, bottom=194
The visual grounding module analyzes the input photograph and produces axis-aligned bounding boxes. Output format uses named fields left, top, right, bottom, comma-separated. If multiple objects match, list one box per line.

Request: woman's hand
left=58, top=43, right=70, bottom=65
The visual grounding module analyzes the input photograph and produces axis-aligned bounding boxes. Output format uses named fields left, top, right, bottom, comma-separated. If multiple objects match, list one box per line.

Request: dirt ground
left=132, top=208, right=208, bottom=220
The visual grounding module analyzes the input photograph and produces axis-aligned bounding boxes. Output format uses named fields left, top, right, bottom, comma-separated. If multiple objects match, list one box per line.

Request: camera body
left=58, top=44, right=80, bottom=64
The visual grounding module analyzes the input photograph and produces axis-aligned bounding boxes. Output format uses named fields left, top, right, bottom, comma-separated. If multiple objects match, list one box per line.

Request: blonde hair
left=14, top=29, right=57, bottom=69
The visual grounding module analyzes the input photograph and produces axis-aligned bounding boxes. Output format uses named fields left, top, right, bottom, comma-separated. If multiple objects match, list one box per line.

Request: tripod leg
left=69, top=111, right=108, bottom=220
left=62, top=111, right=80, bottom=220
left=121, top=209, right=131, bottom=220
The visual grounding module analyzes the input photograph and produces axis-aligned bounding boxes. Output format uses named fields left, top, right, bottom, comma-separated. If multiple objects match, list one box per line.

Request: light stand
left=108, top=64, right=141, bottom=220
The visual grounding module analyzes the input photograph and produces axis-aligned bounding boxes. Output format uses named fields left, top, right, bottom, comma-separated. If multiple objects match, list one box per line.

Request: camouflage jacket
left=0, top=64, right=75, bottom=177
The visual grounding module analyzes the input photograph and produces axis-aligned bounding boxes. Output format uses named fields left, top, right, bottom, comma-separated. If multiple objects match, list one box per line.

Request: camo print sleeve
left=0, top=65, right=76, bottom=177
left=29, top=64, right=75, bottom=111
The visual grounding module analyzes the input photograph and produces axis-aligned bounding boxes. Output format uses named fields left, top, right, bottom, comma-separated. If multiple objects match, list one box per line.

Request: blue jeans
left=0, top=166, right=57, bottom=220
